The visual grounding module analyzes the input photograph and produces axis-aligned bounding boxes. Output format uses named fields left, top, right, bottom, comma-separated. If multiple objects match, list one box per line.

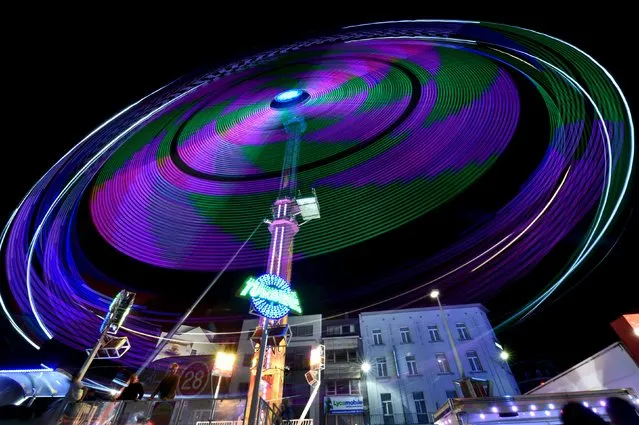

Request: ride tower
left=244, top=89, right=320, bottom=425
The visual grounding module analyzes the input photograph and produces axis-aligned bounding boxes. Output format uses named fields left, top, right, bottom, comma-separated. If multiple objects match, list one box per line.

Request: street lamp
left=500, top=351, right=510, bottom=361
left=310, top=346, right=324, bottom=369
left=213, top=351, right=236, bottom=398
left=429, top=289, right=465, bottom=378
left=300, top=345, right=325, bottom=422
left=210, top=351, right=236, bottom=422
left=360, top=361, right=372, bottom=425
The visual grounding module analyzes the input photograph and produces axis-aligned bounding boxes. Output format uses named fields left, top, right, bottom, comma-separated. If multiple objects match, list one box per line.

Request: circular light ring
left=0, top=21, right=632, bottom=364
left=89, top=43, right=518, bottom=270
left=249, top=274, right=294, bottom=320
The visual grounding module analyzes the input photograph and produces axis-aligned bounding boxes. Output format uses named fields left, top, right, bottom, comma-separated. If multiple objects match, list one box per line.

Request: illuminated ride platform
left=0, top=365, right=70, bottom=406
left=433, top=388, right=638, bottom=425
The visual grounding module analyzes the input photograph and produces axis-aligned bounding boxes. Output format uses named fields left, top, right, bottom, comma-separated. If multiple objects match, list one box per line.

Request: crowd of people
left=67, top=362, right=181, bottom=404
left=561, top=397, right=639, bottom=424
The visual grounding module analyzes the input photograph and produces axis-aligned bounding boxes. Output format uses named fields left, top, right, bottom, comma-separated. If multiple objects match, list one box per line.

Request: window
left=325, top=350, right=335, bottom=363
left=335, top=350, right=348, bottom=362
left=436, top=353, right=451, bottom=373
left=376, top=357, right=388, bottom=377
left=456, top=323, right=471, bottom=340
left=325, top=324, right=355, bottom=336
left=381, top=393, right=394, bottom=425
left=445, top=390, right=458, bottom=399
left=293, top=353, right=305, bottom=370
left=406, top=355, right=418, bottom=375
left=292, top=325, right=313, bottom=337
left=400, top=327, right=412, bottom=344
left=413, top=392, right=427, bottom=424
left=428, top=325, right=441, bottom=342
left=326, top=379, right=360, bottom=395
left=347, top=349, right=358, bottom=363
left=373, top=329, right=383, bottom=345
left=325, top=380, right=336, bottom=395
left=326, top=349, right=358, bottom=363
left=467, top=351, right=483, bottom=372
left=350, top=379, right=360, bottom=394
left=335, top=379, right=349, bottom=395
left=326, top=325, right=341, bottom=336
left=243, top=353, right=253, bottom=367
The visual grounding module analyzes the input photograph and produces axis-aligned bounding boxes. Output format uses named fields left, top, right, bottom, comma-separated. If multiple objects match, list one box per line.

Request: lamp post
left=213, top=351, right=236, bottom=398
left=211, top=351, right=236, bottom=422
left=429, top=290, right=465, bottom=379
left=361, top=362, right=371, bottom=425
left=299, top=345, right=325, bottom=422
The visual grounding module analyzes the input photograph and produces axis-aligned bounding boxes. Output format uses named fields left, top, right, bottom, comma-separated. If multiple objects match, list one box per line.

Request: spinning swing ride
left=0, top=19, right=633, bottom=410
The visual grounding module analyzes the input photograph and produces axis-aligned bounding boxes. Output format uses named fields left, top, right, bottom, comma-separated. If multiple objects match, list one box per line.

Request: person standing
left=150, top=363, right=180, bottom=400
left=561, top=402, right=607, bottom=425
left=117, top=373, right=145, bottom=401
left=606, top=397, right=639, bottom=425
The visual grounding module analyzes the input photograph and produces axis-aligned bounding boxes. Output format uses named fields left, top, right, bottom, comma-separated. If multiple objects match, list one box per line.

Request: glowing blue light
left=0, top=365, right=53, bottom=373
left=274, top=89, right=304, bottom=103
left=240, top=274, right=302, bottom=320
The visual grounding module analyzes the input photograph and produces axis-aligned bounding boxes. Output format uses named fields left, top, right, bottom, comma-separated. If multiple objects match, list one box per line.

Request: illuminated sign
left=239, top=274, right=302, bottom=319
left=324, top=396, right=364, bottom=414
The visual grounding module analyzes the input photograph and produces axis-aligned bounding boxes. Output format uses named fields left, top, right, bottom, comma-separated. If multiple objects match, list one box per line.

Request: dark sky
left=1, top=7, right=636, bottom=374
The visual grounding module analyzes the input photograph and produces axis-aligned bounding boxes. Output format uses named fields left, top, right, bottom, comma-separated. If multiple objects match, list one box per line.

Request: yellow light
left=310, top=347, right=322, bottom=368
left=500, top=351, right=510, bottom=361
left=214, top=351, right=236, bottom=377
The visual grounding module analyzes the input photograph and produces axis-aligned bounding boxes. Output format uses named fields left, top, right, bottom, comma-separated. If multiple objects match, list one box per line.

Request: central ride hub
left=270, top=89, right=310, bottom=109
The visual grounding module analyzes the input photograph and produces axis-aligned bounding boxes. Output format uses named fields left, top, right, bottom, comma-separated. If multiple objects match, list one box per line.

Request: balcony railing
left=196, top=421, right=243, bottom=425
left=368, top=412, right=434, bottom=425
left=283, top=419, right=313, bottom=425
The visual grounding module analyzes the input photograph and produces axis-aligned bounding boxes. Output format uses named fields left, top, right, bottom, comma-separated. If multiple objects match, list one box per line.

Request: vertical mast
left=246, top=114, right=305, bottom=424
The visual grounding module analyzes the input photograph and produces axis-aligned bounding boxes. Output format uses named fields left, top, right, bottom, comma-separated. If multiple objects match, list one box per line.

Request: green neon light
left=239, top=277, right=302, bottom=314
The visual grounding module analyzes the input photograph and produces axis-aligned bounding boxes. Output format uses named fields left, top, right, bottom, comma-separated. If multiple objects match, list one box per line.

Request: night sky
left=1, top=7, right=636, bottom=376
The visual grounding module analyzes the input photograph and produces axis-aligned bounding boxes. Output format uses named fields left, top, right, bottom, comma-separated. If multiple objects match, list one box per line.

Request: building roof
left=359, top=303, right=488, bottom=317
left=525, top=342, right=636, bottom=395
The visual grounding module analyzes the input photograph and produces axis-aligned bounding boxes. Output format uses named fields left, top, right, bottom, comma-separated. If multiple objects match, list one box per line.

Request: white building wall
left=229, top=315, right=323, bottom=423
left=359, top=305, right=519, bottom=422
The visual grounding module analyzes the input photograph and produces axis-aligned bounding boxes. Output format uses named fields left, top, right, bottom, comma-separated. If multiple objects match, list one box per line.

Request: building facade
left=321, top=317, right=365, bottom=425
left=359, top=304, right=519, bottom=424
left=229, top=315, right=323, bottom=423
